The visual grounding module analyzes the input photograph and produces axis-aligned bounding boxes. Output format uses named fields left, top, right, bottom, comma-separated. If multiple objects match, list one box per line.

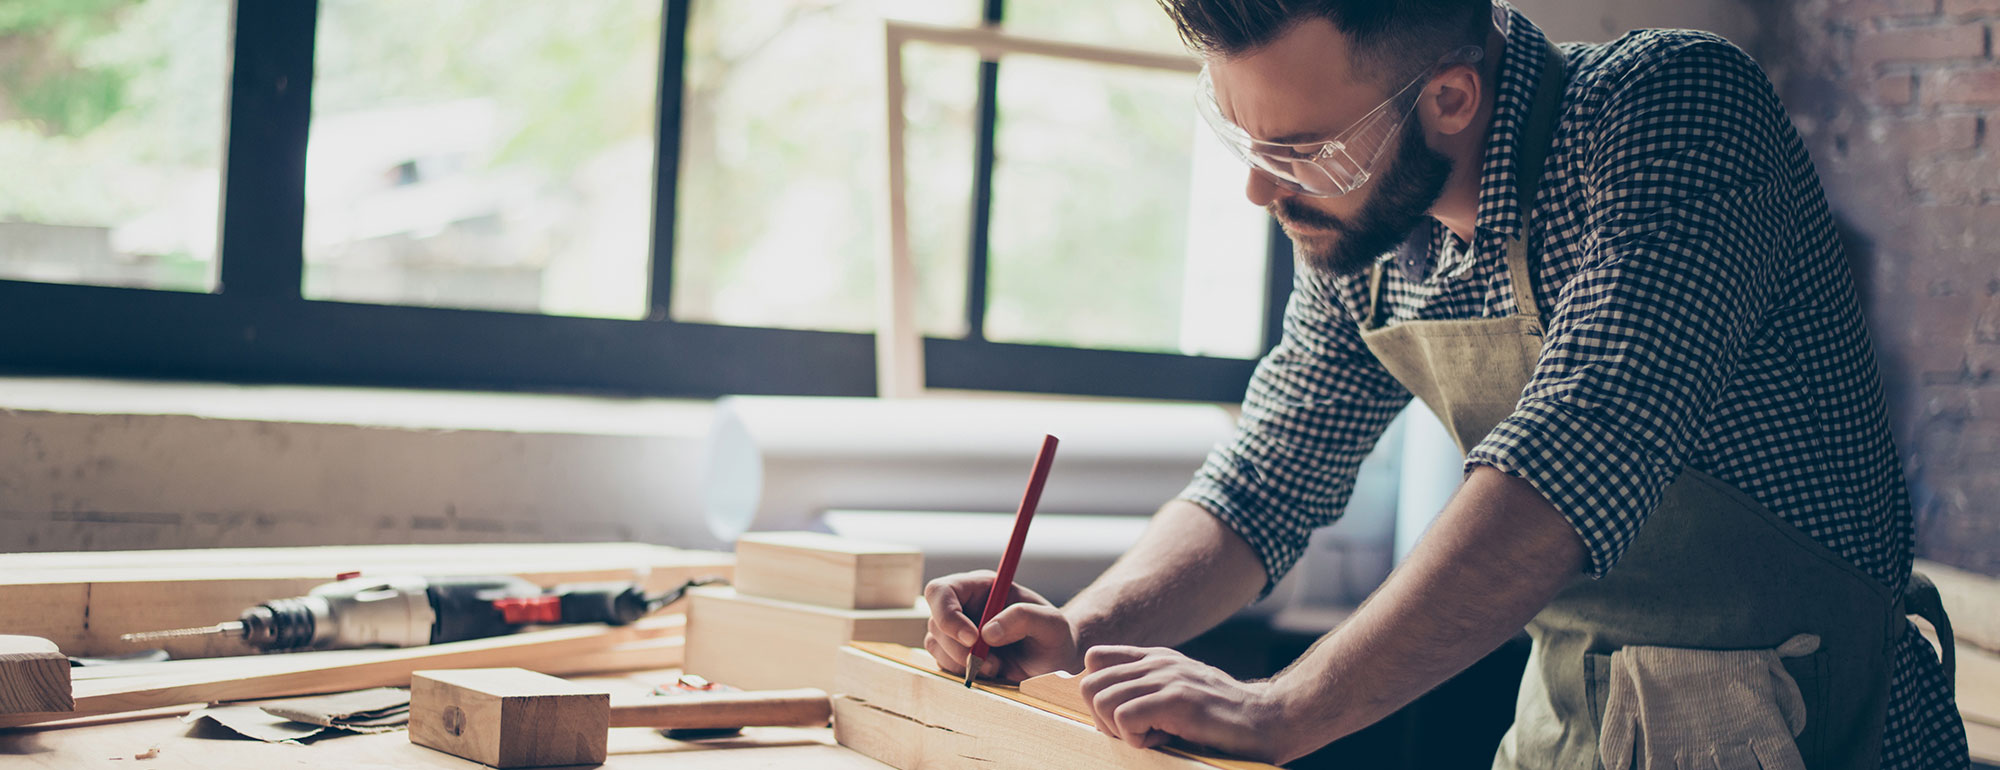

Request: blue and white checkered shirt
left=1178, top=5, right=1968, bottom=766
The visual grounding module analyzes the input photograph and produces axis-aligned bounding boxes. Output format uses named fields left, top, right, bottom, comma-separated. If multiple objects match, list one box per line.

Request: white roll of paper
left=703, top=396, right=1239, bottom=542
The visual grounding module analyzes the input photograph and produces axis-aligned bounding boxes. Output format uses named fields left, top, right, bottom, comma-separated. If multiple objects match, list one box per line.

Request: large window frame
left=0, top=0, right=1292, bottom=402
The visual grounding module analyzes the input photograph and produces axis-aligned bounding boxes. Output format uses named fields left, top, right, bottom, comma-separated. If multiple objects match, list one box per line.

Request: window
left=671, top=0, right=982, bottom=335
left=0, top=0, right=228, bottom=293
left=303, top=0, right=663, bottom=319
left=0, top=1, right=1288, bottom=403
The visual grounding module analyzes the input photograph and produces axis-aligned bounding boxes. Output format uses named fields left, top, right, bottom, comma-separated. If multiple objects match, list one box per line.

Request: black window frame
left=0, top=0, right=1292, bottom=402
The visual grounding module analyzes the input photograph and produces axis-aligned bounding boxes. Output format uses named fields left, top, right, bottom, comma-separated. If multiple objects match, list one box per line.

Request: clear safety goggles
left=1195, top=44, right=1484, bottom=198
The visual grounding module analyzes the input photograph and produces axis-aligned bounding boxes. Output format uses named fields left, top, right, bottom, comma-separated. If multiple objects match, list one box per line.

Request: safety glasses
left=1195, top=45, right=1483, bottom=198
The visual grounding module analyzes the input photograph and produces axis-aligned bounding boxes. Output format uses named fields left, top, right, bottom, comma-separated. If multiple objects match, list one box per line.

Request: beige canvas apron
left=1355, top=38, right=1950, bottom=769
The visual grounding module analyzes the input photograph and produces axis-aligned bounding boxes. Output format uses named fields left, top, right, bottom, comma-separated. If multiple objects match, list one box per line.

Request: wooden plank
left=1017, top=670, right=1089, bottom=719
left=832, top=645, right=1279, bottom=770
left=683, top=587, right=926, bottom=693
left=0, top=543, right=731, bottom=659
left=0, top=617, right=681, bottom=727
left=6, top=717, right=887, bottom=769
left=1966, top=718, right=2000, bottom=766
left=411, top=668, right=610, bottom=768
left=1953, top=641, right=2000, bottom=731
left=0, top=636, right=71, bottom=714
left=1917, top=559, right=2000, bottom=654
left=67, top=617, right=686, bottom=683
left=734, top=532, right=924, bottom=610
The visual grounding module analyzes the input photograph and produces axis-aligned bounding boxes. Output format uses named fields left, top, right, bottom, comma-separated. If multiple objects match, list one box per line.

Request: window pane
left=985, top=58, right=1269, bottom=359
left=1004, top=1, right=1186, bottom=53
left=671, top=0, right=980, bottom=336
left=0, top=0, right=226, bottom=292
left=304, top=0, right=660, bottom=319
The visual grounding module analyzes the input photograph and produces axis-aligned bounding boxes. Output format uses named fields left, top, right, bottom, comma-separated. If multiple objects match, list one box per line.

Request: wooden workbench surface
left=0, top=669, right=891, bottom=770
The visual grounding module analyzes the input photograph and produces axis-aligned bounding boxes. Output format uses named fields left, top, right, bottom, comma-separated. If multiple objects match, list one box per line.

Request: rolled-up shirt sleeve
left=1465, top=40, right=1791, bottom=578
left=1179, top=262, right=1411, bottom=595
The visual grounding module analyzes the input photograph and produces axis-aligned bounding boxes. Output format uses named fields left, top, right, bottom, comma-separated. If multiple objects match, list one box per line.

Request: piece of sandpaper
left=259, top=687, right=409, bottom=728
left=184, top=687, right=410, bottom=743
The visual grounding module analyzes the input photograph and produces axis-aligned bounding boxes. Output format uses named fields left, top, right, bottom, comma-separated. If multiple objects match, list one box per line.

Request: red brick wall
left=1751, top=1, right=1998, bottom=576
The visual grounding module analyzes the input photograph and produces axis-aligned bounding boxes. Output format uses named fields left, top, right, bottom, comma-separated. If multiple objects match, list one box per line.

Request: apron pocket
left=1584, top=652, right=1614, bottom=733
left=1596, top=634, right=1819, bottom=770
left=1776, top=644, right=1829, bottom=763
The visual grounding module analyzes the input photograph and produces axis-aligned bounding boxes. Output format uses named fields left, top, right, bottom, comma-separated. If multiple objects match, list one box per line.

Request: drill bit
left=121, top=621, right=244, bottom=644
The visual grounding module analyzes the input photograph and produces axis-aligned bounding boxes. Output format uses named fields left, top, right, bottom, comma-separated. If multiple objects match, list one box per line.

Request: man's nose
left=1245, top=168, right=1281, bottom=207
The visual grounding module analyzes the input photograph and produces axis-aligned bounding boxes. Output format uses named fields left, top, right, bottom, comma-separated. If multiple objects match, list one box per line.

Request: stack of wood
left=683, top=532, right=929, bottom=692
left=1915, top=559, right=2000, bottom=764
left=0, top=543, right=732, bottom=728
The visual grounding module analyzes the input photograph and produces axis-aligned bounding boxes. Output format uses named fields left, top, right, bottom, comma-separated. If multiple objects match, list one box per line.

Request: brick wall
left=1750, top=1, right=1999, bottom=576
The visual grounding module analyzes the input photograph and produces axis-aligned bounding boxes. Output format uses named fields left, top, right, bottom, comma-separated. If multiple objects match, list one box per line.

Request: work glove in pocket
left=1598, top=633, right=1819, bottom=770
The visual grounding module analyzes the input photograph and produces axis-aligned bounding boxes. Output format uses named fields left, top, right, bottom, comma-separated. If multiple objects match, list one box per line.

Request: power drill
left=122, top=574, right=722, bottom=652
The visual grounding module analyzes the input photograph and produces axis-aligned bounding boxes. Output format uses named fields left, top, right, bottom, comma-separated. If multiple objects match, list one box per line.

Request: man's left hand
left=1076, top=645, right=1293, bottom=760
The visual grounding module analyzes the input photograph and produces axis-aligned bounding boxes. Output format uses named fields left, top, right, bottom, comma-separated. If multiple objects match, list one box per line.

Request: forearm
left=1063, top=499, right=1268, bottom=651
left=1268, top=466, right=1585, bottom=761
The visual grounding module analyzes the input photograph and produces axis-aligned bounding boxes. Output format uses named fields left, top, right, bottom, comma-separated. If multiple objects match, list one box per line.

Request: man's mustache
left=1269, top=200, right=1349, bottom=233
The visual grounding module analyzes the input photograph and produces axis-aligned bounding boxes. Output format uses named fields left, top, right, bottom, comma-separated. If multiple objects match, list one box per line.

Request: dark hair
left=1158, top=0, right=1493, bottom=84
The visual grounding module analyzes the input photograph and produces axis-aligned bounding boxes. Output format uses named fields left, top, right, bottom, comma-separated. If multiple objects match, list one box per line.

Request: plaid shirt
left=1179, top=5, right=1968, bottom=766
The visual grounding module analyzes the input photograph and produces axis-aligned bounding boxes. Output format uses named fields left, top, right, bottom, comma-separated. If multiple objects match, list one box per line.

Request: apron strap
left=1504, top=38, right=1567, bottom=322
left=1906, top=571, right=1956, bottom=686
left=1366, top=261, right=1389, bottom=330
left=1367, top=38, right=1568, bottom=329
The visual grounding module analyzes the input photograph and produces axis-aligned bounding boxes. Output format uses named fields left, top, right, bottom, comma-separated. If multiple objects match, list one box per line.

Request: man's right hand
left=923, top=570, right=1081, bottom=682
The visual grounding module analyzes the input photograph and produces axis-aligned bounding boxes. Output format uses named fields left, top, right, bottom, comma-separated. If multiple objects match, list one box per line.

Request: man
left=923, top=1, right=1971, bottom=767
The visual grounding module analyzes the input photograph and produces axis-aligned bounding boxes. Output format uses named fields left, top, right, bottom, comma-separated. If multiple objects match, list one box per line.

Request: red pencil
left=963, top=433, right=1060, bottom=687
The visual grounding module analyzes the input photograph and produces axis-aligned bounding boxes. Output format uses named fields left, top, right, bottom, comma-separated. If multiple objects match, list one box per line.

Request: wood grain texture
left=0, top=636, right=71, bottom=715
left=1017, top=670, right=1089, bottom=719
left=0, top=543, right=731, bottom=660
left=734, top=532, right=923, bottom=610
left=834, top=644, right=1280, bottom=770
left=607, top=688, right=831, bottom=729
left=68, top=622, right=683, bottom=685
left=683, top=587, right=926, bottom=693
left=410, top=668, right=609, bottom=768
left=0, top=617, right=681, bottom=728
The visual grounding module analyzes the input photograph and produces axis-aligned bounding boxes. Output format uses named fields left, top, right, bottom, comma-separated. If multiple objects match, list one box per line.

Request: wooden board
left=411, top=668, right=610, bottom=768
left=833, top=643, right=1280, bottom=770
left=1017, top=670, right=1089, bottom=718
left=0, top=543, right=732, bottom=660
left=734, top=532, right=924, bottom=610
left=1967, top=719, right=2000, bottom=766
left=1953, top=641, right=2000, bottom=731
left=1, top=671, right=890, bottom=770
left=0, top=636, right=71, bottom=714
left=1916, top=559, right=2000, bottom=654
left=683, top=587, right=927, bottom=693
left=67, top=618, right=686, bottom=684
left=0, top=617, right=682, bottom=727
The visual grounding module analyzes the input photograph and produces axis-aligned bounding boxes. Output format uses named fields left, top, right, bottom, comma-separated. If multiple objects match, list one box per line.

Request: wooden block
left=411, top=668, right=609, bottom=768
left=684, top=586, right=927, bottom=693
left=0, top=542, right=732, bottom=660
left=734, top=532, right=923, bottom=610
left=832, top=644, right=1280, bottom=770
left=0, top=636, right=72, bottom=715
left=1018, top=670, right=1089, bottom=718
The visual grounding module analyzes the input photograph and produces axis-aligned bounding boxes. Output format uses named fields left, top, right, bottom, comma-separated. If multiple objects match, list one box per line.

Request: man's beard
left=1270, top=114, right=1455, bottom=276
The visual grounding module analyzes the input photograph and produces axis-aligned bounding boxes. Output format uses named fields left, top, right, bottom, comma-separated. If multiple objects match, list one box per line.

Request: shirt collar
left=1476, top=3, right=1553, bottom=243
left=1425, top=2, right=1551, bottom=277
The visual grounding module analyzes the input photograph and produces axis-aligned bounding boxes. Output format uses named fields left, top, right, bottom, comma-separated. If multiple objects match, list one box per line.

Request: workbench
left=0, top=669, right=890, bottom=770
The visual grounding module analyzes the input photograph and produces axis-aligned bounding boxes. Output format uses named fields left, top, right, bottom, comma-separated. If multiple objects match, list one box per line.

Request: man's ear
left=1422, top=63, right=1482, bottom=136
